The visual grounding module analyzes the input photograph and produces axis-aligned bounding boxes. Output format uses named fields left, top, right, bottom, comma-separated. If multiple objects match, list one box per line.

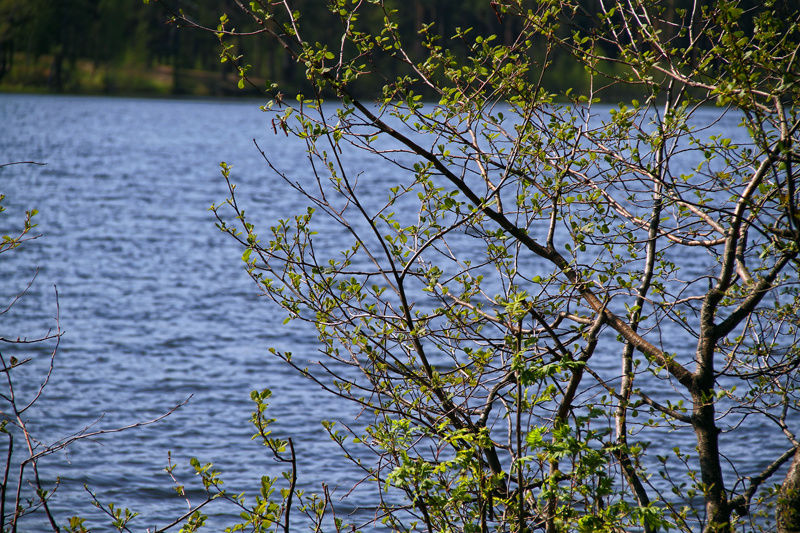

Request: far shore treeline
left=0, top=0, right=750, bottom=100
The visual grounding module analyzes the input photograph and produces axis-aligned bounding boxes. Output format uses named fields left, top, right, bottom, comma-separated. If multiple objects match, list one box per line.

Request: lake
left=0, top=93, right=788, bottom=531
left=1, top=93, right=375, bottom=529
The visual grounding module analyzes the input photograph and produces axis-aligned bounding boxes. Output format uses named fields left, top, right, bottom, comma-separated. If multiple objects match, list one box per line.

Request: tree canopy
left=202, top=0, right=800, bottom=532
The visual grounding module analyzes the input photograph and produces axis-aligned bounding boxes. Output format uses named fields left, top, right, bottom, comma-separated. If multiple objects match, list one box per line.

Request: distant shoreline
left=0, top=53, right=266, bottom=98
left=0, top=53, right=648, bottom=103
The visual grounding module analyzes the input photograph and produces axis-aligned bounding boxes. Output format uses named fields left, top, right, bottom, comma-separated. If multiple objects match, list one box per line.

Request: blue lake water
left=1, top=93, right=370, bottom=529
left=0, top=93, right=789, bottom=531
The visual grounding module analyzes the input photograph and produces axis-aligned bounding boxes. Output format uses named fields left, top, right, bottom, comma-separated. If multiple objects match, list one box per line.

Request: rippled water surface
left=1, top=93, right=367, bottom=529
left=0, top=94, right=788, bottom=531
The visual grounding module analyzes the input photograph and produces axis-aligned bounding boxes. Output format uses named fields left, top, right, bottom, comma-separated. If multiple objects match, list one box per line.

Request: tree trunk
left=412, top=0, right=423, bottom=59
left=48, top=50, right=63, bottom=92
left=777, top=448, right=800, bottom=533
left=692, top=388, right=731, bottom=533
left=171, top=26, right=184, bottom=95
left=0, top=40, right=12, bottom=82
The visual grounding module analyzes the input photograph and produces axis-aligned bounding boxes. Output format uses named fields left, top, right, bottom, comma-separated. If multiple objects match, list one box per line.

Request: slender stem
left=516, top=364, right=524, bottom=533
left=284, top=438, right=296, bottom=533
left=1, top=433, right=11, bottom=525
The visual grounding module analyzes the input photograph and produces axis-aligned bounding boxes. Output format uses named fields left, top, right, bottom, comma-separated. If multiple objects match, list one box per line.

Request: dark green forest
left=0, top=0, right=244, bottom=95
left=1, top=0, right=784, bottom=99
left=1, top=0, right=789, bottom=99
left=0, top=0, right=631, bottom=97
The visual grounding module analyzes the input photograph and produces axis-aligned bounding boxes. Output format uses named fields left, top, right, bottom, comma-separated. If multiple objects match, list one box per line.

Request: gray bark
left=778, top=449, right=800, bottom=533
